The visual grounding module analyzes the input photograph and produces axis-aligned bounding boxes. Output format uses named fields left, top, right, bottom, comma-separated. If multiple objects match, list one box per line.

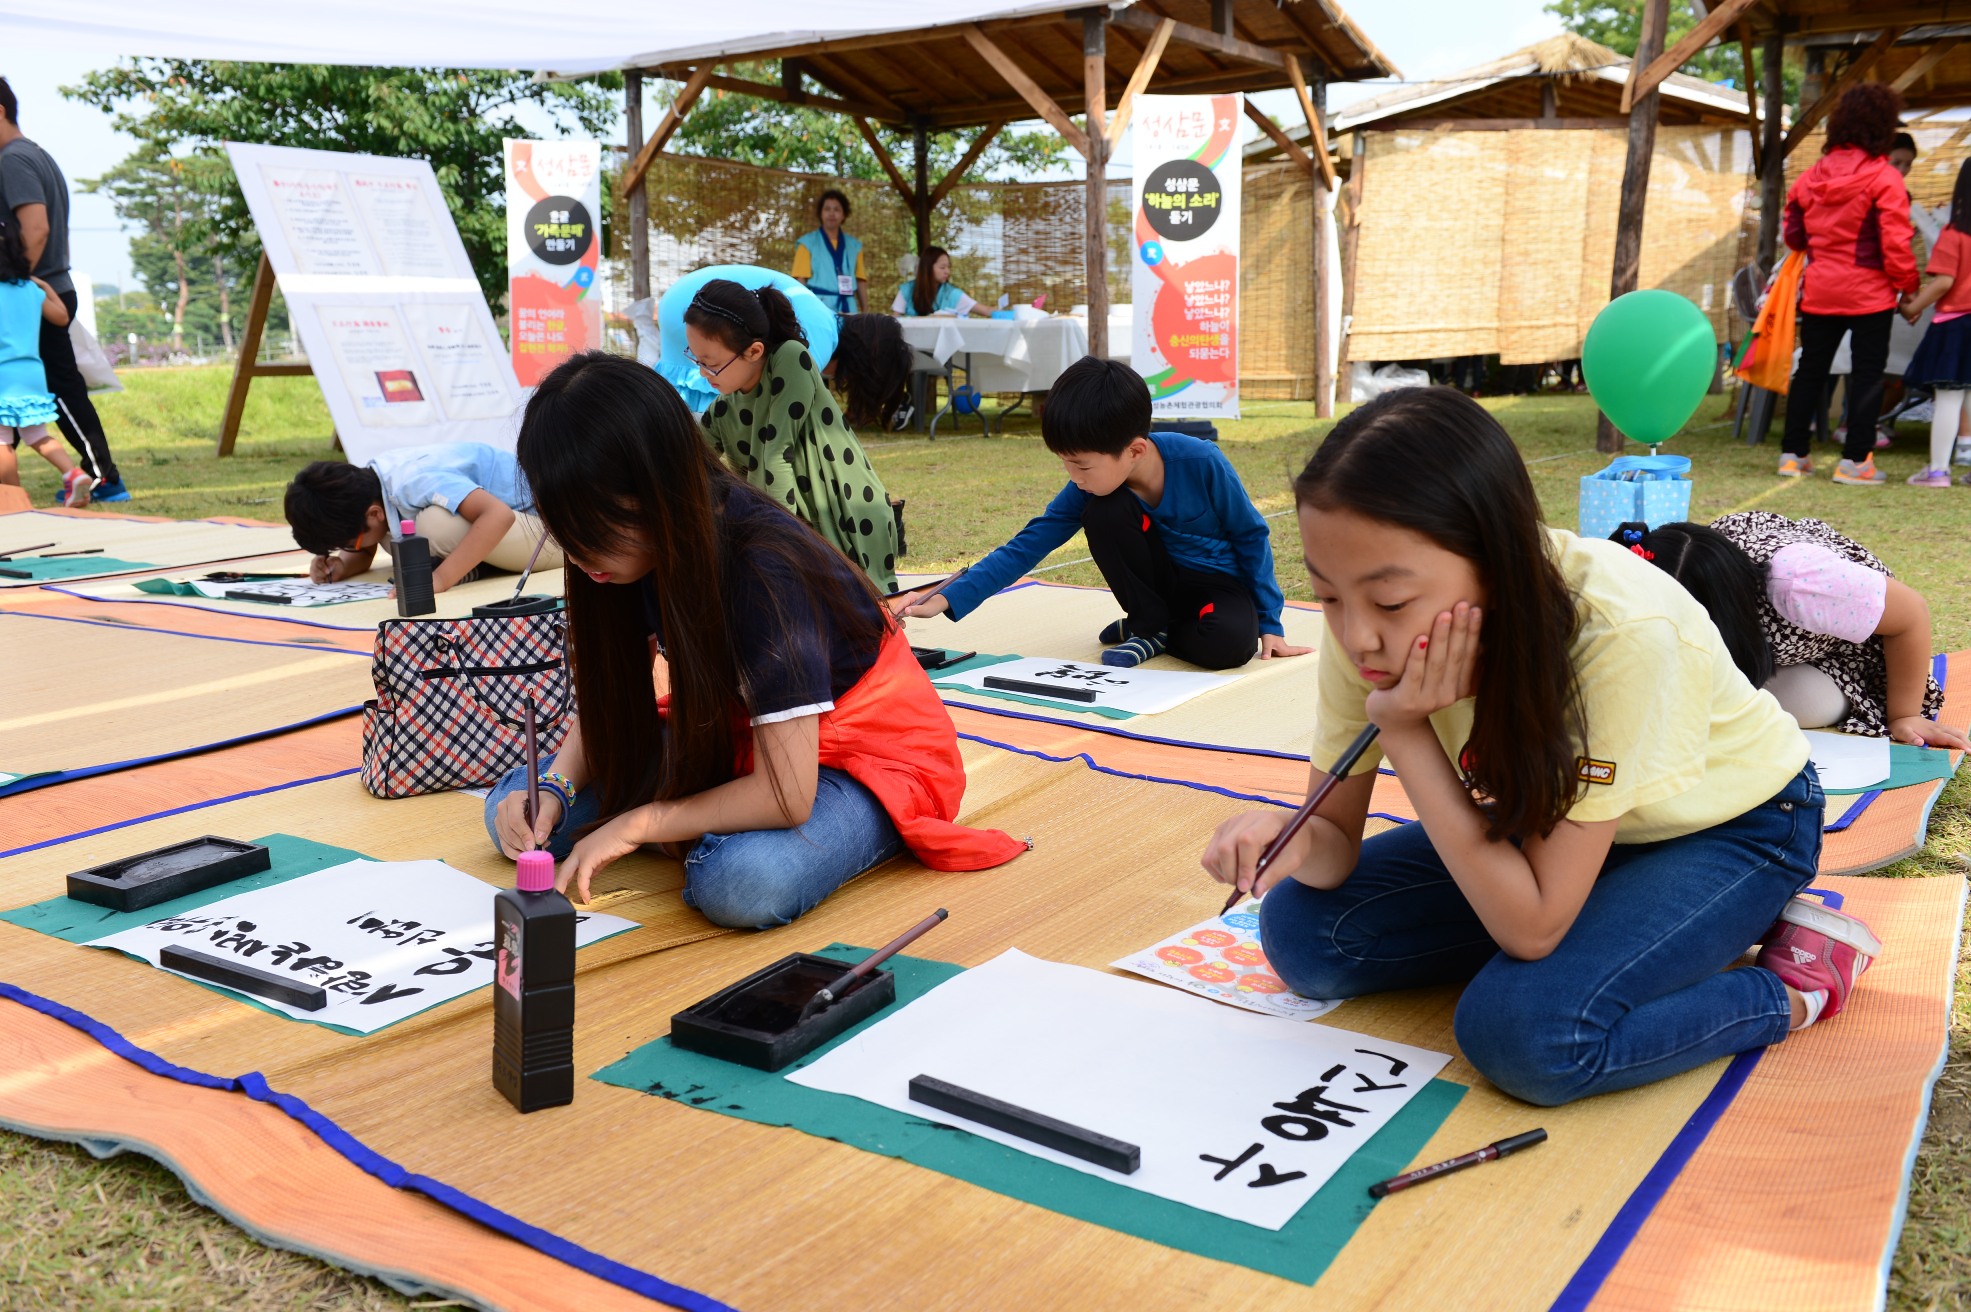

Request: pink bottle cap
left=400, top=519, right=416, bottom=537
left=515, top=850, right=555, bottom=892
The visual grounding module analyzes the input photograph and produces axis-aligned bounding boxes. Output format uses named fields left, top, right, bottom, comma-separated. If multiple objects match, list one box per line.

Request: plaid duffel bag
left=360, top=609, right=572, bottom=798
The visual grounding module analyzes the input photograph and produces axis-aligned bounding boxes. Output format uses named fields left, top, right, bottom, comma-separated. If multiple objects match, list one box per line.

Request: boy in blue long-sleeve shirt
left=894, top=357, right=1310, bottom=669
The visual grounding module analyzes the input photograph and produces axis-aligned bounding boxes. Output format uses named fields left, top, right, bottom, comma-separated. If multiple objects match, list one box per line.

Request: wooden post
left=1084, top=11, right=1110, bottom=361
left=1335, top=131, right=1367, bottom=393
left=217, top=252, right=314, bottom=456
left=1599, top=0, right=1669, bottom=453
left=913, top=121, right=931, bottom=255
left=625, top=72, right=650, bottom=301
left=1308, top=66, right=1335, bottom=418
left=1756, top=29, right=1786, bottom=270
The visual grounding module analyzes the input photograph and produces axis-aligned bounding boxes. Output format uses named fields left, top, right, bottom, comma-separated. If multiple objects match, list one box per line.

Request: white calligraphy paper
left=1113, top=899, right=1344, bottom=1020
left=1802, top=730, right=1891, bottom=792
left=790, top=949, right=1448, bottom=1229
left=933, top=656, right=1238, bottom=715
left=188, top=579, right=393, bottom=607
left=89, top=859, right=635, bottom=1033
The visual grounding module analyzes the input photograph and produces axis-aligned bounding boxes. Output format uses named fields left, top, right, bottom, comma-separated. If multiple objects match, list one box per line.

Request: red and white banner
left=504, top=139, right=602, bottom=387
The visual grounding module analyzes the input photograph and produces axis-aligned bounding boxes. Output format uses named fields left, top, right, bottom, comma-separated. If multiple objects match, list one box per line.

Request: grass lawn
left=6, top=367, right=1968, bottom=1310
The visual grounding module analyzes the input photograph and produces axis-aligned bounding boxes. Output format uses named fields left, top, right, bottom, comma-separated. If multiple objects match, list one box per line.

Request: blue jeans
left=482, top=757, right=905, bottom=929
left=1259, top=767, right=1823, bottom=1106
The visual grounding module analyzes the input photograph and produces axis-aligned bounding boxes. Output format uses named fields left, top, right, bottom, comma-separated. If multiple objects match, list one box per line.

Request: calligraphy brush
left=0, top=543, right=56, bottom=559
left=523, top=697, right=540, bottom=850
left=798, top=909, right=949, bottom=1022
left=1220, top=724, right=1381, bottom=915
left=506, top=532, right=552, bottom=605
left=31, top=548, right=104, bottom=558
left=883, top=566, right=969, bottom=609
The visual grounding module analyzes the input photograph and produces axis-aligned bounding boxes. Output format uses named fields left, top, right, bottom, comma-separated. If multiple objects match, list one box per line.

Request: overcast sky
left=4, top=0, right=1566, bottom=293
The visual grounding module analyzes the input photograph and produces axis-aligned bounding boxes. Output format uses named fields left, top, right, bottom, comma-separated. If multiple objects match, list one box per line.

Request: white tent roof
left=1, top=0, right=1105, bottom=74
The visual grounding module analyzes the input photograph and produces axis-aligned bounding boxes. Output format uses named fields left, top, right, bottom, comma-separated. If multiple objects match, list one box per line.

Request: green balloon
left=1581, top=290, right=1716, bottom=444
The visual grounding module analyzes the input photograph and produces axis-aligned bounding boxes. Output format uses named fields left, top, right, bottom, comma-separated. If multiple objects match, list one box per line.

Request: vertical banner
left=504, top=139, right=602, bottom=387
left=1131, top=94, right=1241, bottom=420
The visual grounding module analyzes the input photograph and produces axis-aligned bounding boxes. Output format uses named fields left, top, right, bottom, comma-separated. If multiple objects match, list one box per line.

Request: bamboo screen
left=1347, top=125, right=1754, bottom=365
left=1779, top=120, right=1971, bottom=269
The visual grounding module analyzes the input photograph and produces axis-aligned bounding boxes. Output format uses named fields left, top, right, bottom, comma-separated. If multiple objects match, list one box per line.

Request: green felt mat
left=930, top=651, right=1138, bottom=721
left=0, top=556, right=156, bottom=582
left=592, top=944, right=1465, bottom=1283
left=1822, top=742, right=1960, bottom=795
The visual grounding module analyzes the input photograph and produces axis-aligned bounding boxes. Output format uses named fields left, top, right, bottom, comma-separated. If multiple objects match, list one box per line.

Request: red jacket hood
left=1798, top=146, right=1900, bottom=207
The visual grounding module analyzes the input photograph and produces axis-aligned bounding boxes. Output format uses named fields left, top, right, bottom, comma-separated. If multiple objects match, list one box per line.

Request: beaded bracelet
left=535, top=771, right=577, bottom=828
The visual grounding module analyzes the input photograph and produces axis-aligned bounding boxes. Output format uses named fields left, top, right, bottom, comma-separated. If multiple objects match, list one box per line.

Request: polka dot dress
left=1713, top=511, right=1944, bottom=736
left=702, top=339, right=900, bottom=592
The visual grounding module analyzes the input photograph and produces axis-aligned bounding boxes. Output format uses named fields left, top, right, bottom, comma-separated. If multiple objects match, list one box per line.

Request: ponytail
left=683, top=277, right=811, bottom=356
left=1610, top=520, right=1775, bottom=687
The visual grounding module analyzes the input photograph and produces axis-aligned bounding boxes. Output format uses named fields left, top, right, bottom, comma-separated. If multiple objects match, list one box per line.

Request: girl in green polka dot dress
left=685, top=278, right=901, bottom=592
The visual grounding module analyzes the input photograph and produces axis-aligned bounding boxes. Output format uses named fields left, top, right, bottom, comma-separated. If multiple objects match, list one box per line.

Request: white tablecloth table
left=895, top=310, right=1134, bottom=434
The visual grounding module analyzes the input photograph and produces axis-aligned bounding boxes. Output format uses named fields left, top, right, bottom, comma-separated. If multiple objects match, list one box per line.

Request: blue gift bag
left=1578, top=455, right=1692, bottom=543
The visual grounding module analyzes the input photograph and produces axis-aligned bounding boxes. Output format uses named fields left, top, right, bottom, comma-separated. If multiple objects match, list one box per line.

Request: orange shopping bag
left=1734, top=250, right=1804, bottom=394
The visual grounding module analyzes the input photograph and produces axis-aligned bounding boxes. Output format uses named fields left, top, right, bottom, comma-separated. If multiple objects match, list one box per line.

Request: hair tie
left=1619, top=527, right=1644, bottom=545
left=1629, top=544, right=1656, bottom=561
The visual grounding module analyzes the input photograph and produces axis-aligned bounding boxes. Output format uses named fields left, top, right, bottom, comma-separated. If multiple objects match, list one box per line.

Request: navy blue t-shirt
left=641, top=489, right=883, bottom=724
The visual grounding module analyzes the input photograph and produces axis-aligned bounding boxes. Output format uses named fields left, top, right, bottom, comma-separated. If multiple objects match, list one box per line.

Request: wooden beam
left=1891, top=37, right=1963, bottom=93
left=852, top=117, right=918, bottom=208
left=1244, top=100, right=1313, bottom=176
left=1602, top=0, right=1669, bottom=453
left=1210, top=0, right=1233, bottom=37
left=218, top=252, right=294, bottom=457
left=1084, top=10, right=1111, bottom=362
left=962, top=24, right=1090, bottom=158
left=928, top=122, right=1003, bottom=209
left=618, top=63, right=713, bottom=201
left=1308, top=68, right=1336, bottom=419
left=1107, top=17, right=1174, bottom=148
left=1736, top=20, right=1762, bottom=177
left=913, top=122, right=931, bottom=254
left=799, top=53, right=906, bottom=118
left=1398, top=116, right=1632, bottom=130
left=1780, top=27, right=1905, bottom=161
left=1622, top=0, right=1759, bottom=112
left=691, top=73, right=901, bottom=124
left=625, top=71, right=649, bottom=301
left=1285, top=57, right=1340, bottom=188
left=781, top=59, right=806, bottom=101
left=1111, top=7, right=1289, bottom=71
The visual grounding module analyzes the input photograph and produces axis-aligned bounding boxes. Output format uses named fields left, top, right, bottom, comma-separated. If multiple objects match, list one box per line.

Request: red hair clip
left=1629, top=544, right=1656, bottom=562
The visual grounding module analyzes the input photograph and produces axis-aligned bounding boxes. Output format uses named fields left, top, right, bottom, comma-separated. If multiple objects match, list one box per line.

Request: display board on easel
left=217, top=143, right=522, bottom=462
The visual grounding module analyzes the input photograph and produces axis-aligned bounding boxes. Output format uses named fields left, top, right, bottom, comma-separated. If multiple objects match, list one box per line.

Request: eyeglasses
left=685, top=347, right=741, bottom=378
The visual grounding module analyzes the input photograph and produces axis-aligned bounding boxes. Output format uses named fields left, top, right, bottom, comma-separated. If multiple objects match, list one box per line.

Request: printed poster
left=89, top=859, right=636, bottom=1035
left=227, top=142, right=523, bottom=465
left=1130, top=94, right=1242, bottom=419
left=505, top=139, right=603, bottom=387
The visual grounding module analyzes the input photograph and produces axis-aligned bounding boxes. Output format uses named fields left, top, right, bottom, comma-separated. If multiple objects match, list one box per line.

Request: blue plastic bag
left=653, top=264, right=840, bottom=413
left=1578, top=454, right=1692, bottom=543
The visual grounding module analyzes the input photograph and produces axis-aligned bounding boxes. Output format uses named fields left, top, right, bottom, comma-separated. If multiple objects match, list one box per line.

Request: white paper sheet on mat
left=789, top=949, right=1448, bottom=1229
left=89, top=859, right=635, bottom=1033
left=188, top=579, right=394, bottom=607
left=933, top=656, right=1238, bottom=715
left=1803, top=730, right=1891, bottom=791
left=1113, top=898, right=1345, bottom=1021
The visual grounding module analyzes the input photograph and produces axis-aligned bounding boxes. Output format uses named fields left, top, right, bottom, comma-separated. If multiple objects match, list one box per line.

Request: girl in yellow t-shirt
left=1202, top=386, right=1879, bottom=1107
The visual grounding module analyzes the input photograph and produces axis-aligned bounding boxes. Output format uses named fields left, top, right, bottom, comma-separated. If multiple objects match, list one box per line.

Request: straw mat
left=0, top=613, right=371, bottom=785
left=0, top=588, right=377, bottom=651
left=1586, top=872, right=1967, bottom=1312
left=908, top=579, right=1329, bottom=755
left=0, top=510, right=297, bottom=587
left=1817, top=653, right=1970, bottom=877
left=57, top=551, right=568, bottom=633
left=0, top=750, right=1775, bottom=1312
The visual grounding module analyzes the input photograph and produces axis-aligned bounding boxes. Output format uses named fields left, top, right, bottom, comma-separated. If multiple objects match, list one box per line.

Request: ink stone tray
left=670, top=952, right=897, bottom=1072
left=66, top=836, right=271, bottom=912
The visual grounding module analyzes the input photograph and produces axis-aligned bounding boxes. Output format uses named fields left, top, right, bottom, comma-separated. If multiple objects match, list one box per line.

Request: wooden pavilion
left=614, top=0, right=1398, bottom=416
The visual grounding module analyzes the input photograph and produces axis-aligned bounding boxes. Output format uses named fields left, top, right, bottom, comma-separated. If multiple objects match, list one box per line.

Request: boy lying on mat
left=1203, top=387, right=1880, bottom=1107
left=892, top=356, right=1310, bottom=670
left=283, top=442, right=561, bottom=595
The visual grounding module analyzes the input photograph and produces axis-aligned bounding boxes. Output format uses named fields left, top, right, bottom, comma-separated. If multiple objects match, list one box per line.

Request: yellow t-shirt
left=1307, top=528, right=1808, bottom=844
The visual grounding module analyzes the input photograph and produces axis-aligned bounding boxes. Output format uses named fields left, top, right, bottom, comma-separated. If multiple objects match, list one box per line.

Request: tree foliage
left=66, top=61, right=622, bottom=309
left=660, top=62, right=1069, bottom=183
left=81, top=148, right=244, bottom=351
left=1545, top=0, right=1801, bottom=108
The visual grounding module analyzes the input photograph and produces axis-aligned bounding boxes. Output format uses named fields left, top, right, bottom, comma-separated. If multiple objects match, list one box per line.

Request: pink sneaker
left=1755, top=896, right=1882, bottom=1022
left=61, top=468, right=96, bottom=510
left=1907, top=467, right=1954, bottom=488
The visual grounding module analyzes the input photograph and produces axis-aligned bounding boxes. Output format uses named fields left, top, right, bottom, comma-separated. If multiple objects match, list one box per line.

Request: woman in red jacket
left=1779, top=83, right=1918, bottom=486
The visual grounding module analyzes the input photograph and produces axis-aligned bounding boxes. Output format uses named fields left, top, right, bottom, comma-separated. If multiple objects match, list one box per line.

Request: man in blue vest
left=791, top=188, right=865, bottom=314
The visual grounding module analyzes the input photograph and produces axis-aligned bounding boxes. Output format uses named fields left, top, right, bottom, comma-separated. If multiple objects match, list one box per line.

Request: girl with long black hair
left=687, top=278, right=901, bottom=592
left=1202, top=387, right=1878, bottom=1106
left=484, top=353, right=1022, bottom=925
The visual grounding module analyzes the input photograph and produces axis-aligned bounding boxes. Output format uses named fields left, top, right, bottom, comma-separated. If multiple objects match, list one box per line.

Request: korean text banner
left=505, top=140, right=603, bottom=387
left=1131, top=94, right=1242, bottom=420
left=226, top=142, right=523, bottom=466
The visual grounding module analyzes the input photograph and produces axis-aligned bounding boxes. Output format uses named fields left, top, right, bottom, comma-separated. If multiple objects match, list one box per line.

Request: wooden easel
left=216, top=252, right=322, bottom=456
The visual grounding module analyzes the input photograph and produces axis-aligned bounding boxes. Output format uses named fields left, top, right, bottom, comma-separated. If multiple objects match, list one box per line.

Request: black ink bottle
left=393, top=518, right=436, bottom=617
left=493, top=849, right=575, bottom=1112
